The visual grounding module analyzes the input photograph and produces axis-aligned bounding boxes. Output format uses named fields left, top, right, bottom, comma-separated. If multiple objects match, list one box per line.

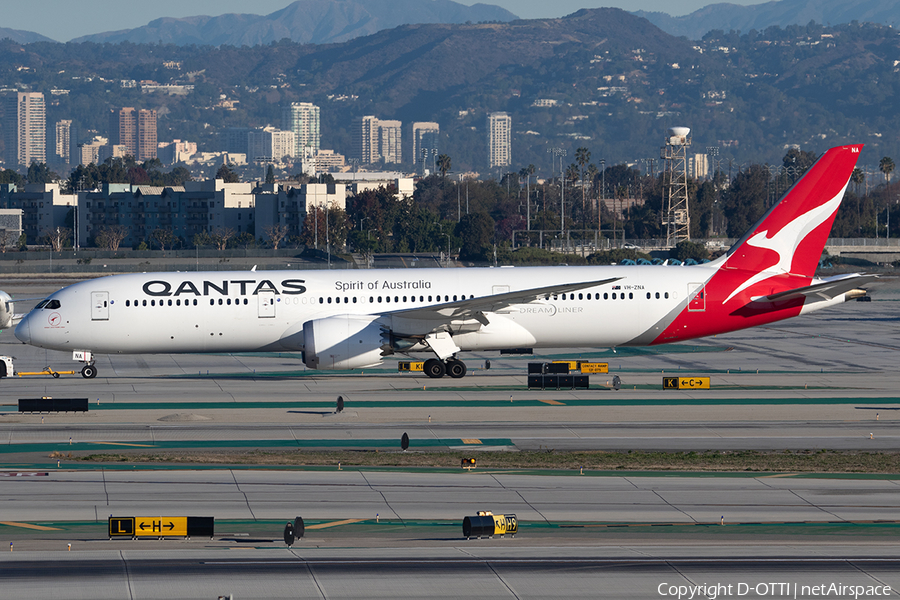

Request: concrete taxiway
left=3, top=469, right=900, bottom=525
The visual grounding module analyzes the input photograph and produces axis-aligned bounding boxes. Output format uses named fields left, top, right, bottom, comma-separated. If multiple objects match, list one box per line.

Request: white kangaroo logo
left=723, top=183, right=848, bottom=304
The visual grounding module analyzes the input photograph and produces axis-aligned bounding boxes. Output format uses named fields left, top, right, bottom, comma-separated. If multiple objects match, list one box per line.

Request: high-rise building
left=247, top=127, right=295, bottom=163
left=378, top=120, right=402, bottom=165
left=109, top=108, right=136, bottom=156
left=352, top=116, right=379, bottom=165
left=55, top=120, right=72, bottom=164
left=411, top=122, right=439, bottom=170
left=487, top=112, right=511, bottom=169
left=109, top=107, right=157, bottom=161
left=135, top=109, right=157, bottom=161
left=223, top=127, right=250, bottom=155
left=3, top=92, right=46, bottom=167
left=281, top=102, right=321, bottom=156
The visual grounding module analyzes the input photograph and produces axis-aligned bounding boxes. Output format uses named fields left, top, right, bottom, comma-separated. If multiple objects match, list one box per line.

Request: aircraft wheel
left=446, top=359, right=467, bottom=379
left=423, top=358, right=446, bottom=379
left=81, top=364, right=97, bottom=379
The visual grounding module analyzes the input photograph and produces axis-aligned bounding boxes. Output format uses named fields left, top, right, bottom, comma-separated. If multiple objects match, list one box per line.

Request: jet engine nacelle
left=302, top=315, right=387, bottom=370
left=0, top=291, right=13, bottom=330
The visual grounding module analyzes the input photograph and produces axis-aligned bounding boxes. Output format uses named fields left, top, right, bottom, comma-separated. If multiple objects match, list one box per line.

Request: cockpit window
left=46, top=300, right=61, bottom=309
left=35, top=299, right=49, bottom=309
left=37, top=299, right=61, bottom=310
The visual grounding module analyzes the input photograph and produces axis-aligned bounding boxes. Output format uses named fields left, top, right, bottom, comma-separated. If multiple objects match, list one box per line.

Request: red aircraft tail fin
left=719, top=144, right=862, bottom=303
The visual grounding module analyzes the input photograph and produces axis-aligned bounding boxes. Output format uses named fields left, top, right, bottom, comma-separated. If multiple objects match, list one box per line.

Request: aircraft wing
left=383, top=277, right=623, bottom=324
left=755, top=273, right=880, bottom=303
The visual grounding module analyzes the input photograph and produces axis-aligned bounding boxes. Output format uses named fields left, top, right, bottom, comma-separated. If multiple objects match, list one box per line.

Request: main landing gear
left=423, top=358, right=467, bottom=379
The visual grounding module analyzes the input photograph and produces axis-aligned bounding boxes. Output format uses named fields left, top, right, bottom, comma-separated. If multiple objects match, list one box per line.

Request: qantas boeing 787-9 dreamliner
left=2, top=144, right=876, bottom=379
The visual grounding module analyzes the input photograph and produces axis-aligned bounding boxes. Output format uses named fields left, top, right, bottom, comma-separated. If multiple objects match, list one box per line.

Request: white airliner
left=5, top=144, right=875, bottom=379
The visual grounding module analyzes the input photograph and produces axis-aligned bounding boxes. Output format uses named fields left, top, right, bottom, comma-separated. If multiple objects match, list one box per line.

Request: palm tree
left=565, top=163, right=579, bottom=243
left=851, top=167, right=865, bottom=235
left=519, top=164, right=536, bottom=230
left=437, top=154, right=452, bottom=179
left=879, top=157, right=894, bottom=237
left=851, top=167, right=865, bottom=196
left=575, top=147, right=591, bottom=248
left=880, top=156, right=894, bottom=186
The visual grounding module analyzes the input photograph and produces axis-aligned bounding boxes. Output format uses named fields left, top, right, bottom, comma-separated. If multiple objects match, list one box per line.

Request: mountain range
left=637, top=0, right=900, bottom=40
left=4, top=0, right=899, bottom=46
left=69, top=0, right=518, bottom=46
left=0, top=27, right=54, bottom=45
left=4, top=6, right=900, bottom=168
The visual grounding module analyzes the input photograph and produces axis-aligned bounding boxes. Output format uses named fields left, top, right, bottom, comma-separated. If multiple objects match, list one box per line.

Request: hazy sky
left=8, top=0, right=771, bottom=42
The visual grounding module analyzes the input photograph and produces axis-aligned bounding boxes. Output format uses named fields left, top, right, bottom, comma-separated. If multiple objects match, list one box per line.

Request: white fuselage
left=15, top=265, right=717, bottom=355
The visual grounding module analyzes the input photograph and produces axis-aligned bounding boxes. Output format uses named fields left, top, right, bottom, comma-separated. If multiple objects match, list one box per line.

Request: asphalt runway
left=3, top=547, right=900, bottom=600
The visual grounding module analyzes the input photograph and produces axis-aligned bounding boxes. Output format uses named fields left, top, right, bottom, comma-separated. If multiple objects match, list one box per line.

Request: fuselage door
left=258, top=290, right=276, bottom=318
left=687, top=283, right=706, bottom=312
left=91, top=291, right=109, bottom=320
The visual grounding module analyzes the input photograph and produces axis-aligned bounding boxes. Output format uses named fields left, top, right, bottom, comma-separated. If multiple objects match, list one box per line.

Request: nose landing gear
left=81, top=364, right=97, bottom=379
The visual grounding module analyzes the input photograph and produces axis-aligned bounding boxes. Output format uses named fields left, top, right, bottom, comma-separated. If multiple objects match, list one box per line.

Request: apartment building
left=109, top=107, right=157, bottom=161
left=282, top=102, right=321, bottom=156
left=247, top=127, right=295, bottom=164
left=487, top=112, right=512, bottom=168
left=3, top=92, right=46, bottom=167
left=352, top=116, right=380, bottom=165
left=0, top=183, right=74, bottom=245
left=378, top=120, right=402, bottom=165
left=55, top=119, right=72, bottom=164
left=411, top=122, right=439, bottom=170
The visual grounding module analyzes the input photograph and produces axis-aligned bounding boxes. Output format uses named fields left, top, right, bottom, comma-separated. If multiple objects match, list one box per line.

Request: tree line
left=5, top=148, right=900, bottom=261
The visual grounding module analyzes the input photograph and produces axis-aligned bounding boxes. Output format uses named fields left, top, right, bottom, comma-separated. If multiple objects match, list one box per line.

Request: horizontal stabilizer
left=754, top=273, right=879, bottom=303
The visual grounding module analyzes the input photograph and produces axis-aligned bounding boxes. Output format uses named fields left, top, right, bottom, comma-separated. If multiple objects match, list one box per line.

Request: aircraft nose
left=15, top=317, right=31, bottom=344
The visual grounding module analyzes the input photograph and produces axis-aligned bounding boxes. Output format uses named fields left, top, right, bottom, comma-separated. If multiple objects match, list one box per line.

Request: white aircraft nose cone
left=15, top=318, right=30, bottom=344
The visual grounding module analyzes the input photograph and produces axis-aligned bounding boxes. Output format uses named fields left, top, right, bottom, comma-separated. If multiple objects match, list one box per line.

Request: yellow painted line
left=306, top=519, right=364, bottom=530
left=0, top=521, right=62, bottom=531
left=90, top=442, right=158, bottom=447
left=461, top=439, right=482, bottom=444
left=539, top=399, right=565, bottom=405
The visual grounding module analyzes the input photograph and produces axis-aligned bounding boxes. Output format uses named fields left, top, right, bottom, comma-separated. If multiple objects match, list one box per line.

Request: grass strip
left=70, top=448, right=900, bottom=475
